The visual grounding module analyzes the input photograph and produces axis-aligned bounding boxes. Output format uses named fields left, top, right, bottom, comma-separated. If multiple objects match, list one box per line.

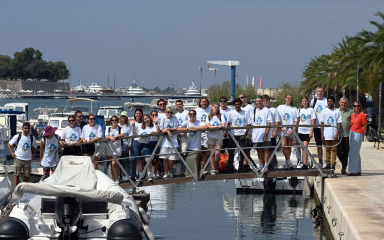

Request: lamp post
left=365, top=42, right=383, bottom=137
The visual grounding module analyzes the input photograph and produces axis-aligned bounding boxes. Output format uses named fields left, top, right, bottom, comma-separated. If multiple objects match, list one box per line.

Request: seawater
left=1, top=98, right=328, bottom=240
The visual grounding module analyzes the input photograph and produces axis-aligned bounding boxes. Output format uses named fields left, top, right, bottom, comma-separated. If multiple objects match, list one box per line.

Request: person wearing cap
left=119, top=111, right=132, bottom=179
left=40, top=125, right=60, bottom=179
left=81, top=114, right=102, bottom=169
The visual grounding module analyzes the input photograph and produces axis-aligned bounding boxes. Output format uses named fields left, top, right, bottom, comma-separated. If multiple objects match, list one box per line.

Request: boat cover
left=14, top=156, right=124, bottom=204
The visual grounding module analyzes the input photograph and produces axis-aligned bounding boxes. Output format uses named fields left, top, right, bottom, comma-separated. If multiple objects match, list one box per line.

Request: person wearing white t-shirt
left=227, top=98, right=252, bottom=173
left=178, top=109, right=208, bottom=179
left=219, top=96, right=232, bottom=150
left=239, top=94, right=255, bottom=172
left=119, top=111, right=132, bottom=180
left=310, top=86, right=328, bottom=165
left=251, top=96, right=272, bottom=170
left=40, top=125, right=60, bottom=179
left=206, top=103, right=226, bottom=175
left=105, top=116, right=126, bottom=183
left=60, top=115, right=82, bottom=156
left=159, top=107, right=180, bottom=179
left=175, top=99, right=189, bottom=175
left=131, top=114, right=160, bottom=181
left=130, top=109, right=144, bottom=181
left=8, top=122, right=37, bottom=187
left=194, top=97, right=211, bottom=172
left=81, top=114, right=103, bottom=169
left=321, top=96, right=342, bottom=170
left=276, top=94, right=299, bottom=169
left=298, top=97, right=316, bottom=169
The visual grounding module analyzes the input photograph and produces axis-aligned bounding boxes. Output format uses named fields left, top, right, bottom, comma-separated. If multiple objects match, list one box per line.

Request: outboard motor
left=263, top=177, right=276, bottom=192
left=56, top=197, right=82, bottom=240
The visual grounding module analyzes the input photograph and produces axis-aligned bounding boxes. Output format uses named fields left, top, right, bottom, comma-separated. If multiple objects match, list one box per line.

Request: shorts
left=43, top=166, right=57, bottom=176
left=253, top=141, right=272, bottom=148
left=149, top=141, right=160, bottom=154
left=178, top=135, right=188, bottom=154
left=244, top=135, right=253, bottom=148
left=139, top=143, right=151, bottom=159
left=314, top=128, right=323, bottom=146
left=14, top=158, right=31, bottom=177
left=159, top=147, right=179, bottom=160
left=82, top=142, right=95, bottom=155
left=201, top=133, right=208, bottom=148
left=298, top=133, right=310, bottom=142
left=207, top=137, right=223, bottom=146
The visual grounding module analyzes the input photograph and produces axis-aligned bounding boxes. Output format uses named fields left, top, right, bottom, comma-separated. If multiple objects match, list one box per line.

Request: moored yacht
left=126, top=81, right=145, bottom=95
left=185, top=82, right=201, bottom=96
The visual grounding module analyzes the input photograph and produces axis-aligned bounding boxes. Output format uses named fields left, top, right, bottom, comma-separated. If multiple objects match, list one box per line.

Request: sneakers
left=146, top=173, right=154, bottom=181
left=301, top=164, right=308, bottom=170
left=114, top=179, right=120, bottom=184
left=323, top=164, right=331, bottom=169
left=313, top=162, right=323, bottom=169
left=210, top=169, right=218, bottom=175
left=163, top=174, right=169, bottom=179
left=284, top=160, right=294, bottom=169
left=153, top=173, right=160, bottom=180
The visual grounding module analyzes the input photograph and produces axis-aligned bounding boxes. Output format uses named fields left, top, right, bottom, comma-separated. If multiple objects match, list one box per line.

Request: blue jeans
left=130, top=140, right=141, bottom=178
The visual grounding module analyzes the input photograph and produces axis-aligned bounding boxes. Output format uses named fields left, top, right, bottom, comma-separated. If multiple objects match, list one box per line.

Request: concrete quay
left=313, top=141, right=384, bottom=240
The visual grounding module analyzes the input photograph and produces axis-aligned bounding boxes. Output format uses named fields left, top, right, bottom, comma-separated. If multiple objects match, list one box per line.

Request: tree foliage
left=0, top=47, right=70, bottom=81
left=206, top=81, right=258, bottom=103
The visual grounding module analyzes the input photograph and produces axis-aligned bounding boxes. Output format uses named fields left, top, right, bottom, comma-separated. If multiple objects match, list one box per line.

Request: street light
left=365, top=42, right=382, bottom=137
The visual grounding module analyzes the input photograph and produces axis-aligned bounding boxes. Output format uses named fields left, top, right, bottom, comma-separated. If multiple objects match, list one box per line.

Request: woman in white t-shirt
left=61, top=115, right=82, bottom=156
left=178, top=109, right=208, bottom=179
left=40, top=125, right=60, bottom=179
left=276, top=94, right=299, bottom=169
left=297, top=97, right=316, bottom=169
left=206, top=103, right=225, bottom=175
left=131, top=114, right=159, bottom=181
left=159, top=107, right=179, bottom=179
left=105, top=116, right=126, bottom=183
left=119, top=111, right=131, bottom=179
left=81, top=114, right=103, bottom=169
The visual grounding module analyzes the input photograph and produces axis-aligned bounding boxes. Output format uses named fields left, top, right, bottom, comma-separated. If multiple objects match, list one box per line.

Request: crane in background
left=207, top=61, right=240, bottom=101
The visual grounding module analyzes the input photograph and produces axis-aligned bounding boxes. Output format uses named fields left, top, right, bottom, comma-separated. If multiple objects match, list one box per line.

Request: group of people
left=7, top=87, right=367, bottom=187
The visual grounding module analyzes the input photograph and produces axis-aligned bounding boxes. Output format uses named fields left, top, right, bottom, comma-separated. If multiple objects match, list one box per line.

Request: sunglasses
left=189, top=113, right=196, bottom=116
left=220, top=100, right=227, bottom=103
left=111, top=119, right=118, bottom=122
left=166, top=112, right=173, bottom=114
left=239, top=96, right=245, bottom=99
left=23, top=128, right=30, bottom=130
left=68, top=120, right=75, bottom=122
left=152, top=114, right=158, bottom=117
left=353, top=105, right=361, bottom=107
left=77, top=115, right=84, bottom=118
left=158, top=103, right=166, bottom=106
left=89, top=118, right=96, bottom=120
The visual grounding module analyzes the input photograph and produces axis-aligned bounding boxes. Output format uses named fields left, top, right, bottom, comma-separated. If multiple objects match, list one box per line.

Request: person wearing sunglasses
left=239, top=94, right=255, bottom=172
left=321, top=96, right=342, bottom=170
left=337, top=97, right=353, bottom=175
left=195, top=97, right=211, bottom=173
left=81, top=114, right=102, bottom=169
left=348, top=101, right=367, bottom=176
left=130, top=108, right=144, bottom=181
left=119, top=111, right=132, bottom=180
left=75, top=110, right=86, bottom=129
left=106, top=116, right=127, bottom=183
left=61, top=115, right=82, bottom=156
left=219, top=96, right=232, bottom=154
left=157, top=99, right=167, bottom=123
left=175, top=100, right=189, bottom=176
left=149, top=110, right=162, bottom=179
left=159, top=107, right=179, bottom=179
left=178, top=109, right=208, bottom=179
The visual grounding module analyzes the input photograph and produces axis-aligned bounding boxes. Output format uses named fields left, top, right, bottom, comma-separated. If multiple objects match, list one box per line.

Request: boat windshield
left=50, top=120, right=69, bottom=128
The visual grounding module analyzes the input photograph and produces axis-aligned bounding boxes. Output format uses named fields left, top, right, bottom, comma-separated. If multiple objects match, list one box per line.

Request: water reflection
left=139, top=180, right=324, bottom=240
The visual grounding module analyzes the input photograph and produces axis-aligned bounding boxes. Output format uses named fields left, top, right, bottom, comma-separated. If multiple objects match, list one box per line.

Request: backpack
left=13, top=133, right=34, bottom=152
left=43, top=134, right=59, bottom=146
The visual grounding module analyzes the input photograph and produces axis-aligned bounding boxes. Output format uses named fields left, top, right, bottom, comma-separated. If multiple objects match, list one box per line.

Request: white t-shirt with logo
left=41, top=136, right=60, bottom=167
left=207, top=115, right=226, bottom=139
left=228, top=110, right=250, bottom=136
left=298, top=108, right=316, bottom=134
left=195, top=107, right=211, bottom=124
left=181, top=120, right=205, bottom=150
left=175, top=110, right=189, bottom=126
left=251, top=107, right=272, bottom=142
left=311, top=97, right=328, bottom=127
left=277, top=105, right=299, bottom=135
left=321, top=108, right=342, bottom=140
left=242, top=104, right=255, bottom=135
left=137, top=125, right=157, bottom=144
left=105, top=126, right=127, bottom=156
left=61, top=126, right=82, bottom=144
left=81, top=124, right=102, bottom=141
left=159, top=116, right=179, bottom=147
left=220, top=108, right=232, bottom=139
left=268, top=107, right=280, bottom=139
left=120, top=124, right=132, bottom=151
left=9, top=134, right=37, bottom=161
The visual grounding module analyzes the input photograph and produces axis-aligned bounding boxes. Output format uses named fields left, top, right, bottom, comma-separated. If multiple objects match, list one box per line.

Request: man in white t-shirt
left=8, top=122, right=37, bottom=187
left=310, top=86, right=328, bottom=165
left=220, top=96, right=232, bottom=152
left=239, top=93, right=255, bottom=172
left=251, top=96, right=272, bottom=170
left=321, top=96, right=342, bottom=170
left=262, top=94, right=279, bottom=170
left=194, top=97, right=211, bottom=172
left=175, top=100, right=189, bottom=153
left=227, top=98, right=252, bottom=173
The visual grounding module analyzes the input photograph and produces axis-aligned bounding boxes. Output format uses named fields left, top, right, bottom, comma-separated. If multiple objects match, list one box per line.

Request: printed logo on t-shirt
left=188, top=123, right=196, bottom=137
left=201, top=114, right=207, bottom=123
left=283, top=113, right=291, bottom=123
left=300, top=114, right=307, bottom=123
left=326, top=116, right=335, bottom=125
left=89, top=132, right=96, bottom=139
left=234, top=118, right=242, bottom=127
left=69, top=134, right=78, bottom=143
left=256, top=117, right=263, bottom=126
left=316, top=105, right=323, bottom=115
left=166, top=120, right=174, bottom=128
left=48, top=144, right=57, bottom=152
left=213, top=121, right=220, bottom=126
left=22, top=143, right=29, bottom=152
left=178, top=118, right=183, bottom=124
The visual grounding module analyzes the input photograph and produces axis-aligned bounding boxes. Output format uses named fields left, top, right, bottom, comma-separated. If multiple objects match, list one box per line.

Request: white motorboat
left=0, top=156, right=154, bottom=240
left=87, top=83, right=103, bottom=94
left=126, top=81, right=145, bottom=95
left=0, top=141, right=12, bottom=207
left=185, top=82, right=200, bottom=96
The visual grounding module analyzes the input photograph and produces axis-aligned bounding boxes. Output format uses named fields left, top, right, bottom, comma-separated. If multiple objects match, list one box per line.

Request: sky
left=0, top=1, right=382, bottom=90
